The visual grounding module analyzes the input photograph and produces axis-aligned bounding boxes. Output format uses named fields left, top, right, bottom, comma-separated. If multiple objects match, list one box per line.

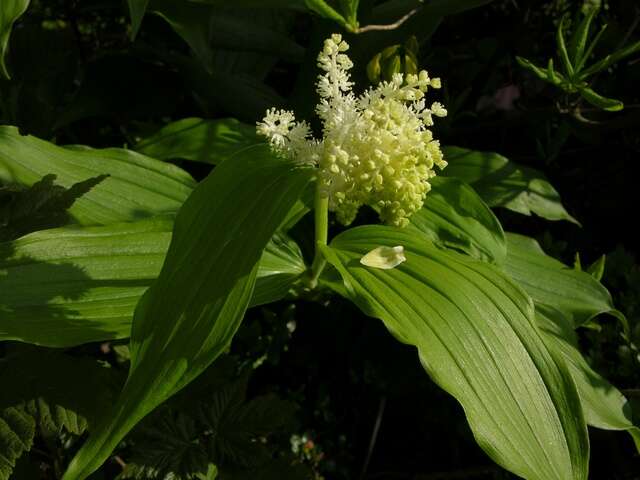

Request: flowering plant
left=0, top=3, right=637, bottom=480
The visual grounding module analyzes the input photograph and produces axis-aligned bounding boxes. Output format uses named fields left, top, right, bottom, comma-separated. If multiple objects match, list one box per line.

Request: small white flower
left=256, top=34, right=447, bottom=227
left=360, top=246, right=407, bottom=270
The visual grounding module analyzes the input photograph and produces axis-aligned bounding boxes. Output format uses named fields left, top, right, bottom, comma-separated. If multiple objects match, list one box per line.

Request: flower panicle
left=256, top=34, right=448, bottom=228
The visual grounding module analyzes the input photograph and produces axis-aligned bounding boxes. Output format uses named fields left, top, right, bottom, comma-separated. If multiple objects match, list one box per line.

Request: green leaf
left=146, top=1, right=305, bottom=72
left=578, top=86, right=624, bottom=112
left=575, top=23, right=607, bottom=73
left=119, top=411, right=211, bottom=480
left=536, top=305, right=640, bottom=452
left=0, top=407, right=34, bottom=480
left=127, top=0, right=149, bottom=39
left=568, top=8, right=598, bottom=69
left=0, top=173, right=107, bottom=242
left=61, top=146, right=312, bottom=480
left=0, top=217, right=172, bottom=347
left=556, top=15, right=575, bottom=77
left=580, top=39, right=640, bottom=78
left=0, top=348, right=120, bottom=479
left=253, top=232, right=306, bottom=306
left=321, top=226, right=588, bottom=480
left=0, top=0, right=29, bottom=80
left=0, top=126, right=196, bottom=225
left=504, top=233, right=624, bottom=328
left=442, top=146, right=579, bottom=225
left=407, top=177, right=506, bottom=264
left=586, top=255, right=605, bottom=281
left=0, top=220, right=307, bottom=347
left=135, top=118, right=261, bottom=165
left=516, top=56, right=551, bottom=82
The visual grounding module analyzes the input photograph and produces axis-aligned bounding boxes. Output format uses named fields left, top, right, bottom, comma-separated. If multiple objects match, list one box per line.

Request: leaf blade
left=321, top=226, right=588, bottom=480
left=61, top=146, right=312, bottom=480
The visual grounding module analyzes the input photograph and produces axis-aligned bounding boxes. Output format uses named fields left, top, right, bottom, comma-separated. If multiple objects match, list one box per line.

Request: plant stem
left=308, top=181, right=329, bottom=289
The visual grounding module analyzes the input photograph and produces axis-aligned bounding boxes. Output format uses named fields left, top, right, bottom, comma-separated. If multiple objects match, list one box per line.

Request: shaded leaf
left=0, top=173, right=107, bottom=242
left=578, top=87, right=624, bottom=112
left=119, top=412, right=211, bottom=480
left=0, top=217, right=172, bottom=347
left=0, top=348, right=120, bottom=479
left=442, top=146, right=579, bottom=224
left=0, top=0, right=29, bottom=80
left=61, top=146, right=312, bottom=480
left=135, top=118, right=261, bottom=165
left=408, top=176, right=506, bottom=264
left=536, top=305, right=640, bottom=452
left=321, top=226, right=588, bottom=480
left=0, top=407, right=34, bottom=480
left=0, top=219, right=307, bottom=347
left=0, top=126, right=195, bottom=225
left=504, top=233, right=624, bottom=328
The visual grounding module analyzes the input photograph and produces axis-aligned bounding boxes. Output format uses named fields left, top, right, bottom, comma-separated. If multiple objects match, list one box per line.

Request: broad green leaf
left=370, top=0, right=495, bottom=23
left=0, top=0, right=29, bottom=80
left=0, top=220, right=307, bottom=347
left=135, top=118, right=261, bottom=165
left=536, top=305, right=640, bottom=451
left=442, top=146, right=579, bottom=224
left=0, top=217, right=172, bottom=347
left=146, top=1, right=305, bottom=72
left=321, top=226, right=588, bottom=480
left=61, top=146, right=312, bottom=480
left=578, top=87, right=624, bottom=112
left=504, top=233, right=624, bottom=328
left=0, top=126, right=195, bottom=225
left=408, top=177, right=506, bottom=264
left=0, top=173, right=107, bottom=242
left=0, top=349, right=120, bottom=479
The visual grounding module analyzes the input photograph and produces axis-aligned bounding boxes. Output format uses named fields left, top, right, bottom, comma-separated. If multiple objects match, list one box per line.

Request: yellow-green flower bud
left=256, top=34, right=447, bottom=227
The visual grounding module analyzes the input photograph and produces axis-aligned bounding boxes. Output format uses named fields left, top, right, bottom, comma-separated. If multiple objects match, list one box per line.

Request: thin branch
left=355, top=7, right=422, bottom=33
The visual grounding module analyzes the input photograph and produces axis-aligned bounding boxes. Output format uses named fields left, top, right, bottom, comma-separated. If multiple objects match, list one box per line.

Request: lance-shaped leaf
left=442, top=146, right=579, bottom=224
left=578, top=87, right=624, bottom=112
left=0, top=0, right=29, bottom=80
left=504, top=233, right=624, bottom=328
left=321, top=226, right=588, bottom=480
left=135, top=118, right=260, bottom=165
left=536, top=305, right=640, bottom=452
left=61, top=146, right=312, bottom=480
left=0, top=126, right=195, bottom=225
left=0, top=220, right=307, bottom=347
left=408, top=177, right=506, bottom=264
left=536, top=306, right=640, bottom=451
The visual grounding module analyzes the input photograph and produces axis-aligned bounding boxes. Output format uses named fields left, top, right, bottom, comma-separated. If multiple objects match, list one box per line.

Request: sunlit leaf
left=442, top=146, right=579, bottom=224
left=408, top=177, right=506, bottom=264
left=321, top=226, right=588, bottom=480
left=536, top=305, right=640, bottom=452
left=504, top=233, right=624, bottom=328
left=0, top=126, right=195, bottom=225
left=61, top=146, right=312, bottom=480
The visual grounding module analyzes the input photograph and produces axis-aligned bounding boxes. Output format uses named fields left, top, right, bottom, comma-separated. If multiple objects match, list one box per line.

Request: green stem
left=308, top=181, right=329, bottom=289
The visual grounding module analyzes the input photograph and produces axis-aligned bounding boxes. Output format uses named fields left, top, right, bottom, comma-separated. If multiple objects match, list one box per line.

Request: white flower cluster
left=256, top=34, right=447, bottom=227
